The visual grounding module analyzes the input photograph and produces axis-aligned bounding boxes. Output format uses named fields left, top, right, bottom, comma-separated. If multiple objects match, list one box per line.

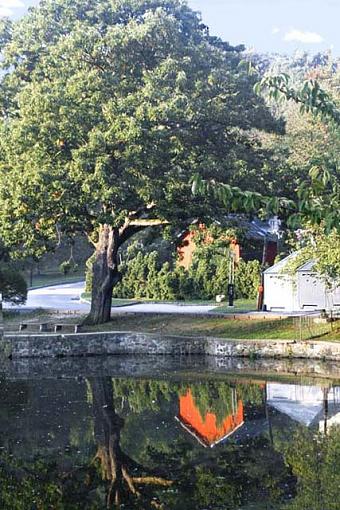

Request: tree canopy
left=0, top=0, right=281, bottom=322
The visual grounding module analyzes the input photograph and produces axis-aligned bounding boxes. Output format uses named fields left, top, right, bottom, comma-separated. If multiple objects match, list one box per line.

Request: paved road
left=4, top=282, right=88, bottom=312
left=4, top=282, right=216, bottom=314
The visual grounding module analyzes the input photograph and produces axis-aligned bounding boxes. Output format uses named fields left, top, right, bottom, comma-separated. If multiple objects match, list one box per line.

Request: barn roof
left=178, top=215, right=279, bottom=243
left=176, top=388, right=244, bottom=448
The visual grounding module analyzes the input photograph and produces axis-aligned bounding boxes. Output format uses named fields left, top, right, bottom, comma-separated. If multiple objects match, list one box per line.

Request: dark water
left=0, top=357, right=339, bottom=510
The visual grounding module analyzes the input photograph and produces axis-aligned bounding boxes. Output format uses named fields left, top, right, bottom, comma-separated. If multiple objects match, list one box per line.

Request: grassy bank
left=5, top=310, right=340, bottom=341
left=26, top=271, right=85, bottom=289
left=86, top=314, right=340, bottom=341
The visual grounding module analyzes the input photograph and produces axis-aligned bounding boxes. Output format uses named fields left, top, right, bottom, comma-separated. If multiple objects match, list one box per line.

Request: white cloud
left=0, top=0, right=24, bottom=17
left=284, top=29, right=324, bottom=44
left=272, top=27, right=280, bottom=35
left=0, top=7, right=12, bottom=16
left=0, top=0, right=24, bottom=8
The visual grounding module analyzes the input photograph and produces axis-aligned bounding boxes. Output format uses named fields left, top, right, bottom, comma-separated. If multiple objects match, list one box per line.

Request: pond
left=0, top=356, right=339, bottom=509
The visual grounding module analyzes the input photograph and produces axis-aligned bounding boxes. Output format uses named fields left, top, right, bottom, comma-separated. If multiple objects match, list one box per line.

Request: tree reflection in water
left=90, top=377, right=173, bottom=509
left=0, top=375, right=338, bottom=509
left=282, top=426, right=340, bottom=510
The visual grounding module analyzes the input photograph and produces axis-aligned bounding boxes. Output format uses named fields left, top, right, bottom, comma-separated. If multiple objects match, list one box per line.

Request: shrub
left=85, top=245, right=261, bottom=301
left=59, top=260, right=72, bottom=275
left=234, top=259, right=261, bottom=299
left=0, top=265, right=27, bottom=304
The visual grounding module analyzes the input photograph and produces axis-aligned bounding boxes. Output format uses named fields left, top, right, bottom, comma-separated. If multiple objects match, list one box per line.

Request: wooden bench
left=54, top=323, right=83, bottom=334
left=19, top=322, right=49, bottom=332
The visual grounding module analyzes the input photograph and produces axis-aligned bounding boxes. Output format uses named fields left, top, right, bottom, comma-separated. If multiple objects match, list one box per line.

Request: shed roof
left=296, top=260, right=317, bottom=272
left=267, top=383, right=340, bottom=428
left=263, top=252, right=299, bottom=274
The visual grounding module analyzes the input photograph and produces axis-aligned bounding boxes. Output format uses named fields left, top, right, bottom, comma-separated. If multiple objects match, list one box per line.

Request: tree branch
left=118, top=217, right=169, bottom=247
left=132, top=476, right=174, bottom=487
left=127, top=219, right=170, bottom=227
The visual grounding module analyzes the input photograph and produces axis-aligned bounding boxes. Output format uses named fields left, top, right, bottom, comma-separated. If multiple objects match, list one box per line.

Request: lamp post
left=228, top=249, right=236, bottom=307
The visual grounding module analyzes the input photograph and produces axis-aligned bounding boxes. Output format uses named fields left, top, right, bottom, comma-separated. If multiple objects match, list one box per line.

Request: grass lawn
left=4, top=309, right=340, bottom=342
left=26, top=271, right=85, bottom=289
left=85, top=314, right=340, bottom=341
left=212, top=299, right=257, bottom=313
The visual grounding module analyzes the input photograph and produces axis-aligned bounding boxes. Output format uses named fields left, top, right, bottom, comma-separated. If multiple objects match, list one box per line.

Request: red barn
left=177, top=216, right=278, bottom=270
left=176, top=387, right=244, bottom=448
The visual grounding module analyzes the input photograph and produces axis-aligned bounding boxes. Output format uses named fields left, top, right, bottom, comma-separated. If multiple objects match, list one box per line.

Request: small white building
left=263, top=253, right=340, bottom=312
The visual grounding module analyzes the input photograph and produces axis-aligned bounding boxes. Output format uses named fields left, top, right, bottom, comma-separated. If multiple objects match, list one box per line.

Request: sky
left=1, top=0, right=339, bottom=56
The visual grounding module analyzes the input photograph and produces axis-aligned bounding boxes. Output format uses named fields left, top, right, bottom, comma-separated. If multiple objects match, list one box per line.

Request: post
left=228, top=250, right=235, bottom=307
left=0, top=293, right=3, bottom=340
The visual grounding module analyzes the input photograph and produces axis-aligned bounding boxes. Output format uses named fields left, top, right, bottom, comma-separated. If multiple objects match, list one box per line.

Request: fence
left=293, top=311, right=340, bottom=341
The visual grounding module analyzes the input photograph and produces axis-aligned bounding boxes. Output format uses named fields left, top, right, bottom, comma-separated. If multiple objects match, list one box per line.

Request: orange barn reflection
left=176, top=388, right=244, bottom=448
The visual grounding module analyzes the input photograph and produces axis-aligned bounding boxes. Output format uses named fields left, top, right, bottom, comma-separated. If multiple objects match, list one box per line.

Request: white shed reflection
left=267, top=383, right=340, bottom=434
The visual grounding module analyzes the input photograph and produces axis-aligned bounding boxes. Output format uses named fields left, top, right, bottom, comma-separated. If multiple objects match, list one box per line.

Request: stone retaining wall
left=2, top=331, right=340, bottom=361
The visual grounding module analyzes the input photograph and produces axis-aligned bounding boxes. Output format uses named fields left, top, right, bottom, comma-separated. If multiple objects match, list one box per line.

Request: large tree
left=0, top=0, right=280, bottom=323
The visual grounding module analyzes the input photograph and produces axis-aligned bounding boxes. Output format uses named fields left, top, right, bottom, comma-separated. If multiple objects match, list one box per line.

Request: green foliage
left=255, top=70, right=340, bottom=231
left=256, top=74, right=340, bottom=127
left=0, top=375, right=294, bottom=510
left=0, top=0, right=278, bottom=261
left=283, top=426, right=340, bottom=510
left=85, top=253, right=95, bottom=293
left=187, top=230, right=261, bottom=300
left=112, top=377, right=264, bottom=423
left=0, top=457, right=63, bottom=510
left=86, top=243, right=260, bottom=301
left=111, top=250, right=193, bottom=300
left=188, top=382, right=263, bottom=427
left=84, top=223, right=261, bottom=301
left=286, top=225, right=340, bottom=287
left=195, top=58, right=340, bottom=231
left=59, top=260, right=72, bottom=275
left=235, top=259, right=261, bottom=299
left=0, top=264, right=27, bottom=304
left=191, top=173, right=295, bottom=218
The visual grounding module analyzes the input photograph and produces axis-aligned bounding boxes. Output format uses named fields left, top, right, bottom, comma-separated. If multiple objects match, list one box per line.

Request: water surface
left=0, top=357, right=339, bottom=509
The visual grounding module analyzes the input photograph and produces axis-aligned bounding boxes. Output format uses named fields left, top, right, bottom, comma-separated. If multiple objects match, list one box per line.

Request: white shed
left=263, top=253, right=340, bottom=312
left=263, top=253, right=299, bottom=312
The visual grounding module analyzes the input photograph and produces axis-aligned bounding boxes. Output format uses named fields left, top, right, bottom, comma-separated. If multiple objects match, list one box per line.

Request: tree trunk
left=86, top=224, right=121, bottom=325
left=84, top=213, right=166, bottom=325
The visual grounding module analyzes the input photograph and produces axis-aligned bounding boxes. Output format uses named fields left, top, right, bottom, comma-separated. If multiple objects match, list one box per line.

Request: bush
left=59, top=260, right=79, bottom=276
left=85, top=244, right=261, bottom=301
left=234, top=259, right=261, bottom=299
left=59, top=260, right=72, bottom=275
left=0, top=265, right=27, bottom=304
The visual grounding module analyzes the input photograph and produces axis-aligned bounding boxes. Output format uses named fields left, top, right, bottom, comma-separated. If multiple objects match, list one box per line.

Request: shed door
left=298, top=273, right=326, bottom=309
left=264, top=275, right=295, bottom=311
